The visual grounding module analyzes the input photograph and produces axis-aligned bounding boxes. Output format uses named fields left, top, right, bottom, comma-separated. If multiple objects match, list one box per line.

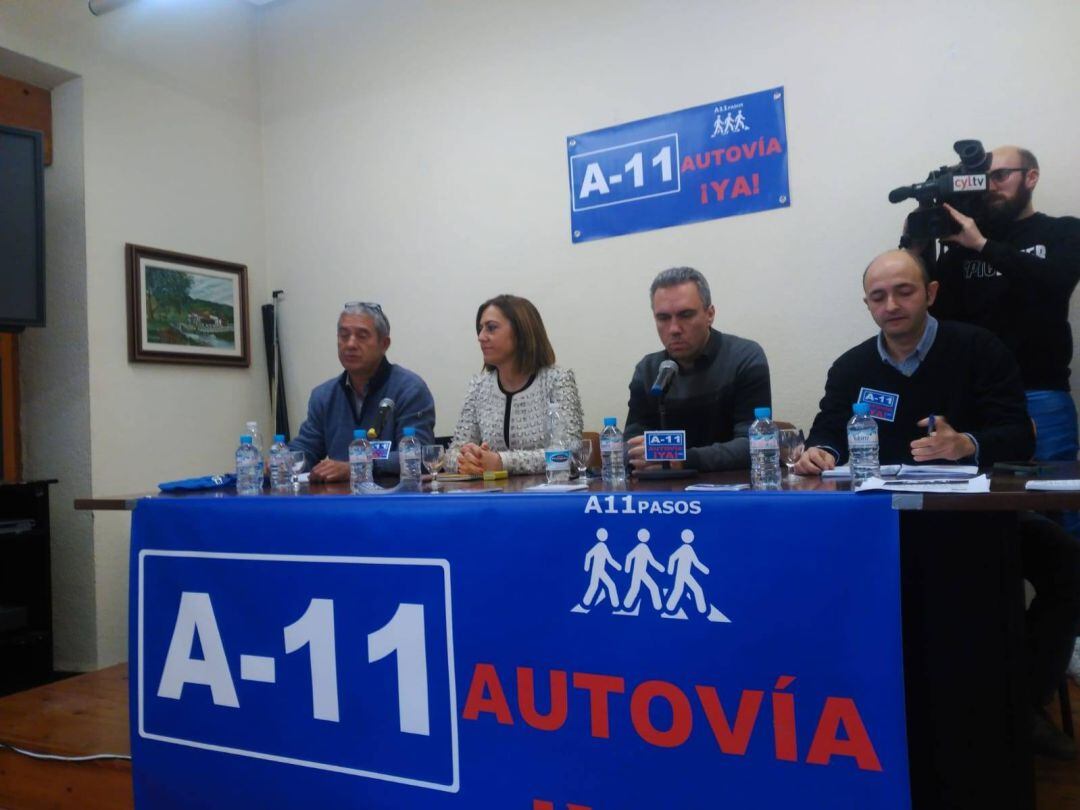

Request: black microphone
left=371, top=398, right=395, bottom=438
left=649, top=360, right=678, bottom=397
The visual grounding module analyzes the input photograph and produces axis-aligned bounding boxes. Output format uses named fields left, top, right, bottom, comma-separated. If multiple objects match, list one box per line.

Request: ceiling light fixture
left=88, top=0, right=139, bottom=16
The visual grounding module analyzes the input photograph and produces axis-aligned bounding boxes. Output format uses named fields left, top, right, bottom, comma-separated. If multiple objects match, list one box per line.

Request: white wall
left=0, top=0, right=267, bottom=667
left=3, top=0, right=1080, bottom=669
left=257, top=0, right=1080, bottom=439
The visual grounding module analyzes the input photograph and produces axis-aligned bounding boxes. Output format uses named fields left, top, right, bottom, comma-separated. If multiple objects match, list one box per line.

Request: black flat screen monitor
left=0, top=124, right=45, bottom=329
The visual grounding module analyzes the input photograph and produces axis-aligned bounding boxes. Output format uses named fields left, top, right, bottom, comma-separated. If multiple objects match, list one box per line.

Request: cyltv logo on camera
left=951, top=174, right=988, bottom=193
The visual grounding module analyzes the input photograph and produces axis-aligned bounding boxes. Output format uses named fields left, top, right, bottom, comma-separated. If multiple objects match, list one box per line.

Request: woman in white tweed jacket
left=448, top=294, right=583, bottom=475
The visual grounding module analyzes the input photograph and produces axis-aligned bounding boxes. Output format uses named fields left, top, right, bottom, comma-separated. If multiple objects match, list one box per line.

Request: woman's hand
left=458, top=442, right=503, bottom=475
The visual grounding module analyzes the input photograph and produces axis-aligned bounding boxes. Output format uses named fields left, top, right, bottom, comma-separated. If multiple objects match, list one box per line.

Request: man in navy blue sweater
left=796, top=249, right=1033, bottom=471
left=290, top=302, right=435, bottom=481
left=797, top=249, right=1080, bottom=759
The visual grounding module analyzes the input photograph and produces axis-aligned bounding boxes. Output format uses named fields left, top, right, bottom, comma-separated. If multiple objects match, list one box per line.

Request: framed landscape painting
left=125, top=244, right=250, bottom=367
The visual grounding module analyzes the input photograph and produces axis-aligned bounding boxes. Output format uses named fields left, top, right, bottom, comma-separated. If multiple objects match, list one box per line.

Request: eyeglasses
left=343, top=301, right=383, bottom=312
left=987, top=167, right=1028, bottom=183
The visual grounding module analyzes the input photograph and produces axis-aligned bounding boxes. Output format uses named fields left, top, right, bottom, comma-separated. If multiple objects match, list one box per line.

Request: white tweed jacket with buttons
left=446, top=365, right=584, bottom=475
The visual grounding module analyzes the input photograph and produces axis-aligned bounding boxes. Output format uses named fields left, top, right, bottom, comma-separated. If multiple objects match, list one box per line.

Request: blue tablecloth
left=130, top=490, right=910, bottom=809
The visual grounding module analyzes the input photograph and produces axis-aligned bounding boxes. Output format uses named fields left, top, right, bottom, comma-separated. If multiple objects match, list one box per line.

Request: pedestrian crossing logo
left=711, top=106, right=750, bottom=138
left=572, top=528, right=730, bottom=622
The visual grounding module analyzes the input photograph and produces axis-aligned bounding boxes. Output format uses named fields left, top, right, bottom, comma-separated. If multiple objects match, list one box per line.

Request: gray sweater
left=625, top=329, right=771, bottom=471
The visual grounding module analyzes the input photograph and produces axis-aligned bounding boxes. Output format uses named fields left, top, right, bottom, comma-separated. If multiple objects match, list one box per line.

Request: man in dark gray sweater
left=625, top=267, right=771, bottom=472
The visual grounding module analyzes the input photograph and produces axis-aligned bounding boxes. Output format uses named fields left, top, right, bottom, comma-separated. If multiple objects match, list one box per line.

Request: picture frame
left=125, top=243, right=250, bottom=367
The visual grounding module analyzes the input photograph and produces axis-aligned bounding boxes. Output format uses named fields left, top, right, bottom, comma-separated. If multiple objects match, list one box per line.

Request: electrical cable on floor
left=0, top=740, right=131, bottom=762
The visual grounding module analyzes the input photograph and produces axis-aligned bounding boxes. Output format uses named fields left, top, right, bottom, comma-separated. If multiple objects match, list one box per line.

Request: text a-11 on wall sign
left=567, top=87, right=789, bottom=243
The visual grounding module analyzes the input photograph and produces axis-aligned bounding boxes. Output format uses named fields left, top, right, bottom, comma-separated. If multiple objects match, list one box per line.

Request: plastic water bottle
left=600, top=417, right=627, bottom=485
left=235, top=435, right=262, bottom=495
left=349, top=429, right=374, bottom=494
left=749, top=407, right=781, bottom=490
left=847, top=402, right=880, bottom=487
left=544, top=398, right=571, bottom=484
left=268, top=434, right=289, bottom=490
left=398, top=426, right=422, bottom=489
left=244, top=421, right=265, bottom=482
left=244, top=421, right=263, bottom=454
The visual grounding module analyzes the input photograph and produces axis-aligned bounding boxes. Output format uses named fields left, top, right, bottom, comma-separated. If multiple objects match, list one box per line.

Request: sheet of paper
left=525, top=483, right=590, bottom=492
left=855, top=474, right=991, bottom=494
left=1025, top=480, right=1080, bottom=491
left=684, top=483, right=750, bottom=491
left=822, top=465, right=901, bottom=478
left=896, top=464, right=978, bottom=479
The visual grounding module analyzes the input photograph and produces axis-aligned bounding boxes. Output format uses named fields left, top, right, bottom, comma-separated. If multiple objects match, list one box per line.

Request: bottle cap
left=852, top=402, right=870, bottom=416
left=403, top=427, right=416, bottom=437
left=753, top=407, right=771, bottom=419
left=604, top=417, right=616, bottom=426
left=353, top=429, right=366, bottom=439
left=240, top=435, right=252, bottom=444
left=274, top=434, right=285, bottom=442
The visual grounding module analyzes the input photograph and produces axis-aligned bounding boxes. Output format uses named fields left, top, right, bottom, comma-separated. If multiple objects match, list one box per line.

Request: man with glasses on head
left=290, top=302, right=435, bottom=481
left=920, top=146, right=1080, bottom=467
left=624, top=266, right=771, bottom=473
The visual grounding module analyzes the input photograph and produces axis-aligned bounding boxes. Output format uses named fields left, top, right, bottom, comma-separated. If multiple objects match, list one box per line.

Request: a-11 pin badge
left=643, top=430, right=687, bottom=462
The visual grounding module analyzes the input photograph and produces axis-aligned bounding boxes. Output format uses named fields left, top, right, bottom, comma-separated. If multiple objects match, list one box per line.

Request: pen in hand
left=927, top=414, right=936, bottom=436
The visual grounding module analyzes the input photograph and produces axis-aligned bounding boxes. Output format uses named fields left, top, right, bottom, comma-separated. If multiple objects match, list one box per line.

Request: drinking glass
left=422, top=444, right=446, bottom=490
left=573, top=438, right=594, bottom=481
left=778, top=429, right=805, bottom=475
left=288, top=451, right=306, bottom=491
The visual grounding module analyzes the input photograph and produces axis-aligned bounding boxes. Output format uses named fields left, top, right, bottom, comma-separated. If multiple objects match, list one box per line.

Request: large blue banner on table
left=131, top=492, right=909, bottom=809
left=567, top=87, right=789, bottom=242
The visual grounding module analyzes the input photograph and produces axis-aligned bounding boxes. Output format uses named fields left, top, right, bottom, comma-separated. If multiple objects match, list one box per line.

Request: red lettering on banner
left=806, top=697, right=883, bottom=771
left=681, top=138, right=784, bottom=174
left=572, top=672, right=626, bottom=739
left=462, top=663, right=513, bottom=724
left=695, top=686, right=763, bottom=755
left=518, top=667, right=568, bottom=732
left=532, top=802, right=592, bottom=810
left=772, top=675, right=798, bottom=762
left=630, top=680, right=693, bottom=748
left=700, top=176, right=762, bottom=205
left=463, top=665, right=884, bottom=773
left=709, top=179, right=729, bottom=202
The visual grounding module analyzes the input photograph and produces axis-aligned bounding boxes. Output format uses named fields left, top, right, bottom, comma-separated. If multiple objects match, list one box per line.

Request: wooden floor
left=0, top=666, right=1078, bottom=809
left=1036, top=679, right=1080, bottom=808
left=0, top=665, right=132, bottom=810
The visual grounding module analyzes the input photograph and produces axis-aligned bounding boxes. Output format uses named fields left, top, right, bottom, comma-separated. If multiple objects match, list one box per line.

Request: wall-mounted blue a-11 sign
left=567, top=87, right=789, bottom=243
